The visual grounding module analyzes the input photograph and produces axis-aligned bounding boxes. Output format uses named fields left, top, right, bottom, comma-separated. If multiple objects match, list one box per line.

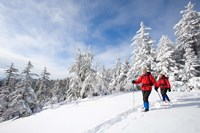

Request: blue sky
left=0, top=0, right=199, bottom=79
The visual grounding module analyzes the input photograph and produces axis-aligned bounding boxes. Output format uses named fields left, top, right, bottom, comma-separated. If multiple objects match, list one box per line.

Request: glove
left=154, top=87, right=158, bottom=92
left=168, top=88, right=171, bottom=92
left=132, top=80, right=135, bottom=84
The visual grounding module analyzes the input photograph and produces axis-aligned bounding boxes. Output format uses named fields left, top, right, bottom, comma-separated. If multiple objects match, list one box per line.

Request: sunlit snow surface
left=0, top=90, right=200, bottom=133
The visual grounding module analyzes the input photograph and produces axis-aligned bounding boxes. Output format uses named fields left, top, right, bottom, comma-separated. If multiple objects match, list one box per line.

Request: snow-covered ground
left=0, top=90, right=200, bottom=133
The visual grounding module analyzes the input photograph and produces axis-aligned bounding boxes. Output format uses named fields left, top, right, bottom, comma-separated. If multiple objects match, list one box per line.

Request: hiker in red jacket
left=132, top=67, right=158, bottom=112
left=156, top=73, right=171, bottom=102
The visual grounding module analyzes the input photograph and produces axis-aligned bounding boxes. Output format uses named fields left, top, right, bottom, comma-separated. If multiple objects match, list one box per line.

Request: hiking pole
left=132, top=84, right=135, bottom=108
left=157, top=91, right=162, bottom=101
left=157, top=91, right=166, bottom=109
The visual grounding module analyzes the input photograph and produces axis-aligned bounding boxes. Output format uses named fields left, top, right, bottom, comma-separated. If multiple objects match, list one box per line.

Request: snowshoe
left=142, top=109, right=149, bottom=112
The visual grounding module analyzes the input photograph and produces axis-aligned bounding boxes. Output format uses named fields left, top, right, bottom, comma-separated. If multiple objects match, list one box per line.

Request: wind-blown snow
left=0, top=90, right=200, bottom=133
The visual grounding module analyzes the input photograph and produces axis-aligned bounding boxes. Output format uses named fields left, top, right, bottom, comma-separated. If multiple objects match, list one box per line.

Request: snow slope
left=0, top=90, right=200, bottom=133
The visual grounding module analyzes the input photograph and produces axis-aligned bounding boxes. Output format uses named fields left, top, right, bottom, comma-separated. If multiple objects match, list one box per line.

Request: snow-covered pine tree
left=19, top=61, right=39, bottom=111
left=155, top=35, right=178, bottom=78
left=81, top=72, right=98, bottom=98
left=67, top=76, right=82, bottom=102
left=174, top=2, right=200, bottom=81
left=69, top=49, right=84, bottom=81
left=36, top=67, right=52, bottom=106
left=67, top=49, right=84, bottom=101
left=0, top=80, right=3, bottom=88
left=80, top=47, right=98, bottom=98
left=114, top=58, right=122, bottom=79
left=41, top=67, right=50, bottom=80
left=0, top=63, right=19, bottom=120
left=128, top=21, right=155, bottom=79
left=4, top=63, right=19, bottom=88
left=108, top=58, right=123, bottom=93
left=0, top=86, right=7, bottom=120
left=121, top=60, right=133, bottom=91
left=51, top=80, right=60, bottom=104
left=95, top=66, right=110, bottom=95
left=68, top=46, right=97, bottom=99
left=1, top=61, right=39, bottom=122
left=21, top=61, right=38, bottom=87
left=122, top=60, right=131, bottom=75
left=51, top=78, right=69, bottom=104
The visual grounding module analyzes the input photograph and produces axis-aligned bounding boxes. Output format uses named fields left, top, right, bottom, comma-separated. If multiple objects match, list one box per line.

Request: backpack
left=159, top=76, right=168, bottom=87
left=142, top=72, right=153, bottom=86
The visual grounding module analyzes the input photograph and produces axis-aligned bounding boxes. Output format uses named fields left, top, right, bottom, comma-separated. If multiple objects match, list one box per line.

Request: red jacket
left=134, top=72, right=158, bottom=91
left=157, top=75, right=171, bottom=89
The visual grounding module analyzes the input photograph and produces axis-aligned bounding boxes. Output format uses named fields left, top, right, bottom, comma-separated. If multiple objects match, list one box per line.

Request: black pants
left=161, top=89, right=170, bottom=101
left=142, top=90, right=151, bottom=103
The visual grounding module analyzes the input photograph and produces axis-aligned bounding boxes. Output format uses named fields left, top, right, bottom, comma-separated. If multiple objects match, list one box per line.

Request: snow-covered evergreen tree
left=51, top=78, right=69, bottom=104
left=41, top=67, right=50, bottom=80
left=36, top=67, right=52, bottom=106
left=21, top=61, right=38, bottom=87
left=128, top=21, right=156, bottom=79
left=95, top=66, right=110, bottom=95
left=114, top=58, right=122, bottom=79
left=0, top=63, right=19, bottom=120
left=4, top=63, right=19, bottom=88
left=109, top=58, right=128, bottom=92
left=68, top=46, right=97, bottom=99
left=67, top=49, right=84, bottom=101
left=70, top=47, right=94, bottom=81
left=121, top=60, right=133, bottom=91
left=70, top=49, right=83, bottom=75
left=18, top=61, right=38, bottom=111
left=51, top=80, right=60, bottom=104
left=174, top=2, right=200, bottom=80
left=81, top=72, right=98, bottom=98
left=0, top=61, right=39, bottom=122
left=108, top=59, right=120, bottom=93
left=80, top=47, right=98, bottom=98
left=155, top=35, right=178, bottom=78
left=67, top=76, right=82, bottom=102
left=122, top=60, right=131, bottom=75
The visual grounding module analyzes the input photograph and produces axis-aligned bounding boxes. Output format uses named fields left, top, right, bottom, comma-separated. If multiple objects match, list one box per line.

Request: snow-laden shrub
left=170, top=81, right=187, bottom=92
left=188, top=77, right=200, bottom=90
left=124, top=81, right=133, bottom=91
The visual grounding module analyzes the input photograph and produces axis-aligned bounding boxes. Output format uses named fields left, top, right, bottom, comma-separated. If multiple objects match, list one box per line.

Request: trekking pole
left=157, top=91, right=166, bottom=109
left=132, top=84, right=135, bottom=108
left=157, top=91, right=162, bottom=101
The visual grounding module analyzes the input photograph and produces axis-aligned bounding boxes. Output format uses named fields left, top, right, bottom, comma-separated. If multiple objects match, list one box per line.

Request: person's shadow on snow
left=170, top=97, right=200, bottom=109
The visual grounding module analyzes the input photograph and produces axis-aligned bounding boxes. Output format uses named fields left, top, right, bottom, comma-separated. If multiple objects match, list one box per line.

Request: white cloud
left=0, top=47, right=72, bottom=79
left=95, top=41, right=131, bottom=68
left=0, top=0, right=90, bottom=79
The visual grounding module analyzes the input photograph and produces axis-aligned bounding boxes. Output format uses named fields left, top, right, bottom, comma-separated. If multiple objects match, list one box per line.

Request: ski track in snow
left=85, top=101, right=164, bottom=133
left=85, top=92, right=200, bottom=133
left=85, top=105, right=145, bottom=133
